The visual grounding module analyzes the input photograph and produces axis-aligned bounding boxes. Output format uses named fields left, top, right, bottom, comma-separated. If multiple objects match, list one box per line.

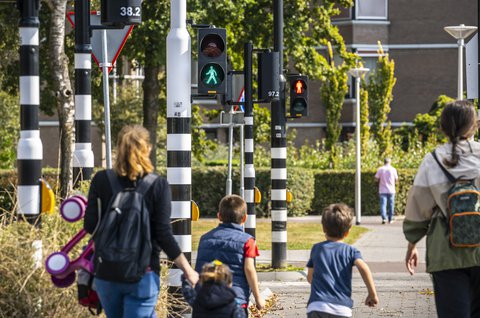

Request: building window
left=332, top=0, right=388, bottom=21
left=332, top=5, right=352, bottom=21
left=355, top=0, right=388, bottom=20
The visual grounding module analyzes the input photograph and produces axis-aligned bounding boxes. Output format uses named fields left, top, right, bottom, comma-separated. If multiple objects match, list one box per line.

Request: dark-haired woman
left=403, top=100, right=480, bottom=318
left=84, top=125, right=199, bottom=318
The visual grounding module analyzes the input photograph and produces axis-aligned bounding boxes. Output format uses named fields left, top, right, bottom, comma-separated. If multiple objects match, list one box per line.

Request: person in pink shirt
left=375, top=158, right=398, bottom=224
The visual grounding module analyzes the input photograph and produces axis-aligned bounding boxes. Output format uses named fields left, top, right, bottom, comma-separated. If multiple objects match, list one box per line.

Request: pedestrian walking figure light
left=197, top=28, right=227, bottom=95
left=289, top=75, right=308, bottom=117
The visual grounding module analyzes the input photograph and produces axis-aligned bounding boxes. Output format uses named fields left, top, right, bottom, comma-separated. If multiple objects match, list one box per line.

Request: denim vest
left=195, top=223, right=252, bottom=304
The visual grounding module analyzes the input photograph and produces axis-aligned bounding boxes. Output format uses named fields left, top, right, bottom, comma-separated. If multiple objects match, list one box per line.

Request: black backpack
left=93, top=170, right=158, bottom=282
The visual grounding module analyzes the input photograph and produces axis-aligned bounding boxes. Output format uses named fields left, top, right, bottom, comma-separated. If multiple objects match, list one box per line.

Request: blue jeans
left=379, top=193, right=395, bottom=221
left=94, top=272, right=160, bottom=318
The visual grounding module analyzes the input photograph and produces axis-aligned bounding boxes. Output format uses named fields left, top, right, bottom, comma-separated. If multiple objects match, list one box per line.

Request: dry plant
left=0, top=207, right=89, bottom=318
left=0, top=196, right=177, bottom=318
left=249, top=292, right=279, bottom=318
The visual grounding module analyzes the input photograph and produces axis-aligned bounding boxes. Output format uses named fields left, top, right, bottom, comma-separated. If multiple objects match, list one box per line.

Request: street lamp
left=444, top=24, right=477, bottom=100
left=348, top=67, right=369, bottom=225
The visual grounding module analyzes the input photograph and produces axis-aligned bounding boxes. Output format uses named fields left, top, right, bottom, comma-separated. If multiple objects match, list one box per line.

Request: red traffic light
left=294, top=80, right=306, bottom=95
left=200, top=34, right=225, bottom=58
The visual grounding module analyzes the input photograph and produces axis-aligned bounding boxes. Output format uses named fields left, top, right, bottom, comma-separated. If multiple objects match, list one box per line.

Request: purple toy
left=46, top=194, right=94, bottom=288
left=45, top=229, right=94, bottom=288
left=60, top=195, right=87, bottom=222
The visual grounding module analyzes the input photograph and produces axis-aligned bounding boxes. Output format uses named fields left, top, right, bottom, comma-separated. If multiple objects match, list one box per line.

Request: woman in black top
left=84, top=125, right=198, bottom=318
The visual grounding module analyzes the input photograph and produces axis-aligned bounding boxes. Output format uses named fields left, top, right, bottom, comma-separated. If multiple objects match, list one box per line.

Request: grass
left=192, top=219, right=369, bottom=251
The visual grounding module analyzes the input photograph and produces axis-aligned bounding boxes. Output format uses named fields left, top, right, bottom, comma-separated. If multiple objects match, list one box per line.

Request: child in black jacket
left=182, top=260, right=246, bottom=318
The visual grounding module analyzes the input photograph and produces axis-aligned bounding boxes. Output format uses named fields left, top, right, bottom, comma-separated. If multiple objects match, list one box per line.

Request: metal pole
left=112, top=65, right=117, bottom=104
left=73, top=0, right=93, bottom=183
left=244, top=42, right=256, bottom=238
left=355, top=77, right=362, bottom=225
left=272, top=0, right=287, bottom=269
left=458, top=38, right=464, bottom=100
left=167, top=0, right=192, bottom=316
left=226, top=107, right=234, bottom=195
left=101, top=30, right=112, bottom=169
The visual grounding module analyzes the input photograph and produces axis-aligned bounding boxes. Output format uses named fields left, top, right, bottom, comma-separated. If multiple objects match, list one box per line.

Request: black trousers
left=432, top=266, right=480, bottom=318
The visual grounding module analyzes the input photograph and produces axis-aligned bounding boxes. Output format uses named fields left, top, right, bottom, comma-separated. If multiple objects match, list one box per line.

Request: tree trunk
left=142, top=65, right=161, bottom=168
left=45, top=0, right=74, bottom=198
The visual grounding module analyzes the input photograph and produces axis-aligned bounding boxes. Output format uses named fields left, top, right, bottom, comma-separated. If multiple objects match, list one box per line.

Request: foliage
left=367, top=43, right=396, bottom=158
left=0, top=92, right=19, bottom=169
left=321, top=42, right=350, bottom=168
left=412, top=94, right=454, bottom=143
left=0, top=208, right=173, bottom=317
left=360, top=82, right=370, bottom=157
left=192, top=104, right=217, bottom=162
left=312, top=168, right=416, bottom=216
left=0, top=3, right=20, bottom=94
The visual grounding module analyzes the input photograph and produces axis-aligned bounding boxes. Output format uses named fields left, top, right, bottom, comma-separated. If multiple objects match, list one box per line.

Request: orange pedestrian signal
left=289, top=75, right=308, bottom=117
left=295, top=80, right=305, bottom=95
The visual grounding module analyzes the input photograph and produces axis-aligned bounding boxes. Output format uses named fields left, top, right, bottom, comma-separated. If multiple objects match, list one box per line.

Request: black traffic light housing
left=289, top=75, right=308, bottom=117
left=197, top=28, right=227, bottom=95
left=101, top=0, right=143, bottom=27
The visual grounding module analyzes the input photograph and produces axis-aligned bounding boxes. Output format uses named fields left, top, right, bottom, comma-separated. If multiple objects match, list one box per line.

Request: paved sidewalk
left=255, top=216, right=435, bottom=317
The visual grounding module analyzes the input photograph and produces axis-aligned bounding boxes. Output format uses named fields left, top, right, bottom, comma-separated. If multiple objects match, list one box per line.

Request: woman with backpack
left=403, top=100, right=480, bottom=318
left=84, top=125, right=199, bottom=317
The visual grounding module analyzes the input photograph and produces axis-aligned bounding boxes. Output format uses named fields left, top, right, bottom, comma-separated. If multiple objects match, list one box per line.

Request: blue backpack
left=93, top=170, right=158, bottom=282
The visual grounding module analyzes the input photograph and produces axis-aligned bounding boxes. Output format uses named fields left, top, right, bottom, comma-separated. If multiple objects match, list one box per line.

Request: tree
left=0, top=92, right=19, bottom=169
left=367, top=42, right=396, bottom=157
left=42, top=0, right=75, bottom=198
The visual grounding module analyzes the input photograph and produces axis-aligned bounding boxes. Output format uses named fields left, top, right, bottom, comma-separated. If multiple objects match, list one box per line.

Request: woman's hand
left=405, top=242, right=418, bottom=275
left=184, top=267, right=199, bottom=286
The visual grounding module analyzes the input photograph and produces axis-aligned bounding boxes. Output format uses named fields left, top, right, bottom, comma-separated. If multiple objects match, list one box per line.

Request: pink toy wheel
left=74, top=194, right=88, bottom=205
left=51, top=272, right=76, bottom=288
left=60, top=196, right=86, bottom=222
left=45, top=252, right=70, bottom=275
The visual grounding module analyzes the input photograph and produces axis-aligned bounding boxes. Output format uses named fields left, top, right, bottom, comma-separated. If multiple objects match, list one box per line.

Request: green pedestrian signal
left=200, top=63, right=225, bottom=88
left=197, top=28, right=227, bottom=95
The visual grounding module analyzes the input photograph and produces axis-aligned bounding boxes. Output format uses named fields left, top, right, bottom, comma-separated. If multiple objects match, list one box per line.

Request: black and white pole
left=17, top=0, right=43, bottom=267
left=73, top=0, right=94, bottom=182
left=271, top=0, right=287, bottom=268
left=244, top=42, right=256, bottom=237
left=167, top=0, right=191, bottom=316
left=17, top=0, right=42, bottom=226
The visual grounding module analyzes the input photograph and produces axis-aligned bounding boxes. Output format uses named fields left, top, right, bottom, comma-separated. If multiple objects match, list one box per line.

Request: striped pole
left=167, top=0, right=191, bottom=316
left=73, top=0, right=94, bottom=183
left=243, top=42, right=256, bottom=238
left=271, top=0, right=287, bottom=268
left=17, top=0, right=42, bottom=227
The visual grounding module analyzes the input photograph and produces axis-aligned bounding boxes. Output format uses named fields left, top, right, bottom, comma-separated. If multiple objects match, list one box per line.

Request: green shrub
left=1, top=167, right=417, bottom=220
left=312, top=169, right=416, bottom=215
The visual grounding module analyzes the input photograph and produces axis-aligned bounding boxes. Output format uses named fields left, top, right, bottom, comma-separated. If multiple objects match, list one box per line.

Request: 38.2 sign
left=101, top=0, right=143, bottom=26
left=120, top=6, right=141, bottom=17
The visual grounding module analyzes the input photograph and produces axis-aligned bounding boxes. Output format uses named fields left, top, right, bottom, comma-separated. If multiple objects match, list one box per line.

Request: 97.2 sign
left=101, top=0, right=142, bottom=26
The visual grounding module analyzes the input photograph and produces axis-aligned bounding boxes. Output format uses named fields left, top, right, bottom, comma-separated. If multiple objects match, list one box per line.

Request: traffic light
left=197, top=28, right=227, bottom=95
left=289, top=75, right=308, bottom=117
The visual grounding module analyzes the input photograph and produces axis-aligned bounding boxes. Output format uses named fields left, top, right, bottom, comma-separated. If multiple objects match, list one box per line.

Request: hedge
left=0, top=168, right=417, bottom=218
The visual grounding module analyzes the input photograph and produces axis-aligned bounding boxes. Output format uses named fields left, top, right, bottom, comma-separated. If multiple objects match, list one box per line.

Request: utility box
left=258, top=51, right=280, bottom=101
left=101, top=0, right=142, bottom=26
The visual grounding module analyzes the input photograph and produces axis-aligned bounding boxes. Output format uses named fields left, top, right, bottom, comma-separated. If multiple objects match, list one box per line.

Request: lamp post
left=444, top=24, right=477, bottom=100
left=348, top=67, right=369, bottom=225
